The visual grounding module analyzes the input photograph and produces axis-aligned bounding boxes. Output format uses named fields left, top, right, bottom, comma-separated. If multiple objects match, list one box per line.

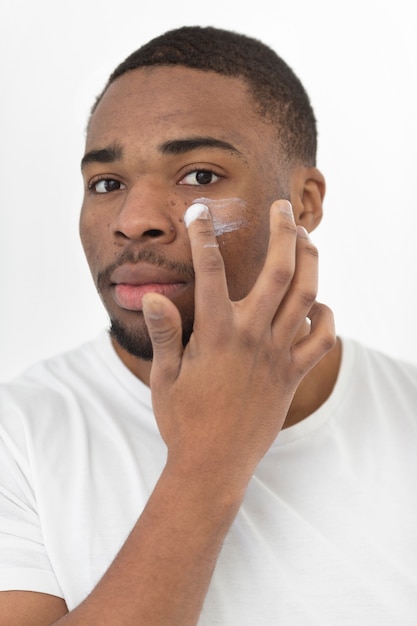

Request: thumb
left=141, top=292, right=184, bottom=384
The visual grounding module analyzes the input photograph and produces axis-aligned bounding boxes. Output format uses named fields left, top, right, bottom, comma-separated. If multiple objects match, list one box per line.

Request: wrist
left=160, top=457, right=248, bottom=523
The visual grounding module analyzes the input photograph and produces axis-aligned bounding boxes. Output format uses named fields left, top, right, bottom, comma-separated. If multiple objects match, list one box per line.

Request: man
left=0, top=25, right=416, bottom=625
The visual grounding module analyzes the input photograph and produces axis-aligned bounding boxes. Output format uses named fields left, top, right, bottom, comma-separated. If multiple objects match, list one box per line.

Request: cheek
left=79, top=206, right=90, bottom=247
left=220, top=222, right=269, bottom=301
left=79, top=209, right=105, bottom=271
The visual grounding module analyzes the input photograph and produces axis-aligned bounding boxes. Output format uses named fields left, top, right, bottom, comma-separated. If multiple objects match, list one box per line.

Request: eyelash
left=179, top=168, right=221, bottom=186
left=87, top=167, right=222, bottom=194
left=87, top=176, right=125, bottom=194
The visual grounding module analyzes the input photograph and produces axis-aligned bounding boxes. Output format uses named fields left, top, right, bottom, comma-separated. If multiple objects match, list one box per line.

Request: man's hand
left=142, top=199, right=335, bottom=488
left=0, top=200, right=335, bottom=626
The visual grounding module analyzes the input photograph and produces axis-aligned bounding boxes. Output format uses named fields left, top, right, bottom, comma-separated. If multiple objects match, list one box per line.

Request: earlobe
left=290, top=167, right=325, bottom=233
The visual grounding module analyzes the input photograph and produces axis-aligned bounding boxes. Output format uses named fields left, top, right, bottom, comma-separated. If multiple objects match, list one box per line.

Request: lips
left=114, top=282, right=188, bottom=311
left=110, top=263, right=190, bottom=312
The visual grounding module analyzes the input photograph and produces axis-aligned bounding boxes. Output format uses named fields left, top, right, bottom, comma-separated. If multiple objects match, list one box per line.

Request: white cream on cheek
left=189, top=196, right=248, bottom=236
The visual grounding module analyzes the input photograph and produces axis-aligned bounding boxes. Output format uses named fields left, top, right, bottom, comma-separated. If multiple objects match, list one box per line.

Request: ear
left=289, top=167, right=325, bottom=233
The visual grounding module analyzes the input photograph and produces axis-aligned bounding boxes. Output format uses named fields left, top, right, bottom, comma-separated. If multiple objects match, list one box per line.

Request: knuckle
left=270, top=264, right=294, bottom=287
left=150, top=325, right=180, bottom=346
left=319, top=330, right=337, bottom=353
left=192, top=226, right=217, bottom=243
left=310, top=302, right=335, bottom=325
left=304, top=241, right=319, bottom=259
left=318, top=302, right=333, bottom=316
left=281, top=220, right=298, bottom=236
left=241, top=330, right=260, bottom=352
left=198, top=251, right=224, bottom=274
left=297, top=288, right=317, bottom=309
left=195, top=225, right=215, bottom=237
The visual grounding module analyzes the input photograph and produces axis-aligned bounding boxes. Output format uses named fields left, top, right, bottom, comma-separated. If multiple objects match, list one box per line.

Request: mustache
left=97, top=247, right=195, bottom=293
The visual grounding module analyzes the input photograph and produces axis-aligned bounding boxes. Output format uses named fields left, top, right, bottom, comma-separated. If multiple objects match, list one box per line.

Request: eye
left=89, top=178, right=126, bottom=194
left=180, top=169, right=220, bottom=186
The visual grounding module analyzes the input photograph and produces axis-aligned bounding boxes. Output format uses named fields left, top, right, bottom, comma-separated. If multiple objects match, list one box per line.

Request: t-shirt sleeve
left=0, top=420, right=63, bottom=598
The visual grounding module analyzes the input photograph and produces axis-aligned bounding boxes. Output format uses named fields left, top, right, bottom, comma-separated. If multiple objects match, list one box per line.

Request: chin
left=110, top=319, right=154, bottom=361
left=109, top=315, right=194, bottom=362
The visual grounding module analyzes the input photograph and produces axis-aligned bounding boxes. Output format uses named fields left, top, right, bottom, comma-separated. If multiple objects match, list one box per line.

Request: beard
left=97, top=247, right=196, bottom=361
left=109, top=313, right=195, bottom=362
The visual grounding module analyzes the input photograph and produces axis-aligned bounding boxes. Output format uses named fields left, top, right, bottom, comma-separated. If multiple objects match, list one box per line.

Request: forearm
left=55, top=463, right=245, bottom=626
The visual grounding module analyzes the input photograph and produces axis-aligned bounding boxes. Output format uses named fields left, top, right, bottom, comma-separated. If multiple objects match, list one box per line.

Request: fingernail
left=296, top=225, right=310, bottom=239
left=142, top=293, right=164, bottom=320
left=184, top=203, right=210, bottom=228
left=278, top=200, right=293, bottom=216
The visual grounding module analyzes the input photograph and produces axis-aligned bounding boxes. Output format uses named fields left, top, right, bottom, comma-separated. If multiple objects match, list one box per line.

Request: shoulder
left=0, top=330, right=152, bottom=444
left=1, top=332, right=106, bottom=400
left=340, top=337, right=417, bottom=425
left=0, top=331, right=115, bottom=438
left=347, top=338, right=417, bottom=389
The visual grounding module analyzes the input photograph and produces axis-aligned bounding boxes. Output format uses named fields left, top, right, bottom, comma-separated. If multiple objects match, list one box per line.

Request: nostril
left=145, top=229, right=164, bottom=238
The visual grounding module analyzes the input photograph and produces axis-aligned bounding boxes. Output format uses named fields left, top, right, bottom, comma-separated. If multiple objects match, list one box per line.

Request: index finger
left=184, top=203, right=231, bottom=325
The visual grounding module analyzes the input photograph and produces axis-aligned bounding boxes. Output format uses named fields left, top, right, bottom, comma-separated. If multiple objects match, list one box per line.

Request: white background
left=1, top=0, right=416, bottom=380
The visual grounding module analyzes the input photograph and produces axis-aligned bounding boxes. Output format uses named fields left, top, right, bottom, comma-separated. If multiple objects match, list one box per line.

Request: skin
left=0, top=66, right=339, bottom=624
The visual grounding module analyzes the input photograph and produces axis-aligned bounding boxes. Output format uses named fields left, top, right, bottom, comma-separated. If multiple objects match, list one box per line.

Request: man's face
left=80, top=66, right=289, bottom=361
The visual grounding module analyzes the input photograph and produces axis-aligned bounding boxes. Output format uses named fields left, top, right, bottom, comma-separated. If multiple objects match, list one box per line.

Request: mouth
left=109, top=262, right=192, bottom=312
left=113, top=282, right=188, bottom=311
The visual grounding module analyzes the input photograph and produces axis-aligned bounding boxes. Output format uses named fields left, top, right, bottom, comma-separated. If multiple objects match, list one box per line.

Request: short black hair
left=92, top=26, right=317, bottom=166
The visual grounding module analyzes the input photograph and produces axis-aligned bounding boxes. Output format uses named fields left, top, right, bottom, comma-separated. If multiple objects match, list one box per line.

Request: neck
left=112, top=338, right=153, bottom=385
left=283, top=337, right=342, bottom=428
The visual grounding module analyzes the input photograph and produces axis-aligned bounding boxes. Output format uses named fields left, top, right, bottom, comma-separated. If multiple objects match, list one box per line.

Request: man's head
left=80, top=26, right=325, bottom=369
left=92, top=26, right=317, bottom=169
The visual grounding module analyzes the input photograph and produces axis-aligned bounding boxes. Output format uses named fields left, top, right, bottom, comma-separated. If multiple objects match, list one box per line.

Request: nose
left=112, top=181, right=177, bottom=244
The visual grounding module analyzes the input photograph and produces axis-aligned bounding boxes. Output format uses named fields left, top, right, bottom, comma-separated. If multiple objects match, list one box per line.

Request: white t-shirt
left=0, top=331, right=417, bottom=624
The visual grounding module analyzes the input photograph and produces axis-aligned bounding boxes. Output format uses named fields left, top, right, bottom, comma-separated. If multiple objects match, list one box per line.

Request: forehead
left=86, top=66, right=275, bottom=154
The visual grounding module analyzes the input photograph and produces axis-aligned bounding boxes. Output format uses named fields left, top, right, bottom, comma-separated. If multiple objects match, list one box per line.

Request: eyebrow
left=159, top=136, right=244, bottom=158
left=81, top=143, right=123, bottom=170
left=80, top=136, right=244, bottom=170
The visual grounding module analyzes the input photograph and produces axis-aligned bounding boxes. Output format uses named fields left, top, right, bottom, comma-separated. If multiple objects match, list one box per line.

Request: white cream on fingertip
left=183, top=203, right=210, bottom=228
